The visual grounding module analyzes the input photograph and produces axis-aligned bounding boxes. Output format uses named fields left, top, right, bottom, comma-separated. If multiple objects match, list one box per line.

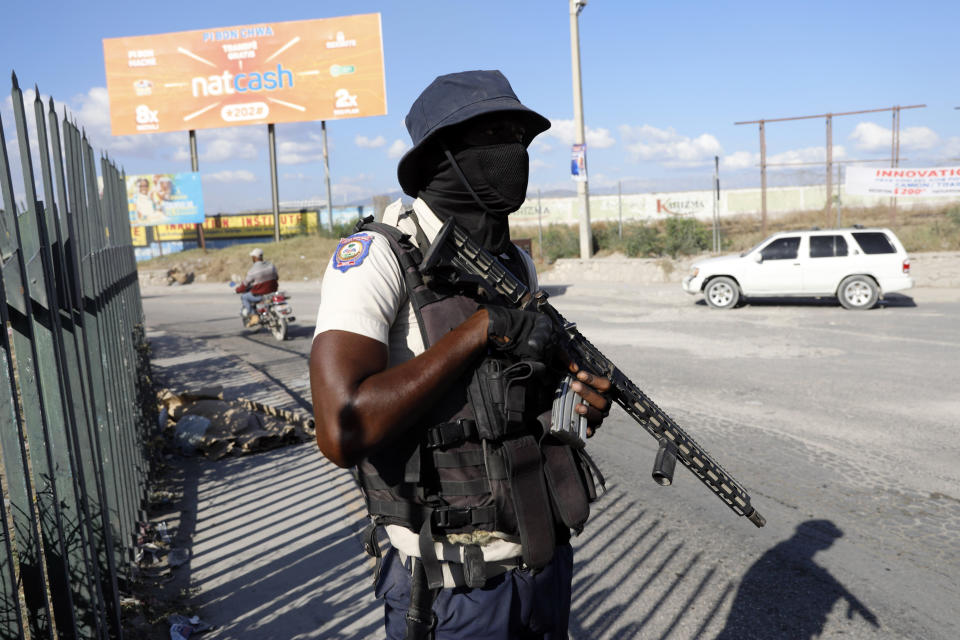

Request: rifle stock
left=422, top=219, right=766, bottom=528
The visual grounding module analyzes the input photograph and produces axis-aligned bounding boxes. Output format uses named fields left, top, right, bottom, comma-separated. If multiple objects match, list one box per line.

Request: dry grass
left=138, top=234, right=342, bottom=283
left=137, top=203, right=960, bottom=283
left=714, top=203, right=960, bottom=253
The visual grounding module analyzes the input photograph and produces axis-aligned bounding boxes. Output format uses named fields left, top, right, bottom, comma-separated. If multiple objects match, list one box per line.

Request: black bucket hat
left=397, top=70, right=551, bottom=197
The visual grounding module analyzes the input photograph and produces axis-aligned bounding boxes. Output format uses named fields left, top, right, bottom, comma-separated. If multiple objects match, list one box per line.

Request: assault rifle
left=421, top=219, right=766, bottom=528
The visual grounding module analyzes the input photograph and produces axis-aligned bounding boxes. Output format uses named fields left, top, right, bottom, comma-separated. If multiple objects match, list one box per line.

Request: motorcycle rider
left=235, top=247, right=279, bottom=327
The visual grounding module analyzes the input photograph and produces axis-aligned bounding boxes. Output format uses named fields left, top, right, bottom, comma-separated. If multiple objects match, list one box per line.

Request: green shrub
left=663, top=216, right=710, bottom=257
left=541, top=224, right=580, bottom=262
left=622, top=223, right=663, bottom=257
left=591, top=222, right=626, bottom=254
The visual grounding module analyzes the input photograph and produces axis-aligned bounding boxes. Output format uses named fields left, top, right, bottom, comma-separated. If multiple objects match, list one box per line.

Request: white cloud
left=722, top=151, right=757, bottom=170
left=619, top=124, right=721, bottom=167
left=355, top=135, right=387, bottom=149
left=942, top=136, right=960, bottom=159
left=530, top=158, right=549, bottom=170
left=203, top=170, right=256, bottom=183
left=277, top=139, right=324, bottom=165
left=387, top=139, right=409, bottom=159
left=530, top=139, right=553, bottom=152
left=849, top=121, right=939, bottom=152
left=176, top=135, right=258, bottom=163
left=545, top=119, right=615, bottom=148
left=768, top=145, right=847, bottom=167
left=720, top=146, right=849, bottom=172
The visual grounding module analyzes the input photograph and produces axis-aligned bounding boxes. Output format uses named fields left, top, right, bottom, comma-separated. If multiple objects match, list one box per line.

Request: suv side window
left=809, top=235, right=849, bottom=258
left=761, top=237, right=801, bottom=260
left=852, top=232, right=896, bottom=254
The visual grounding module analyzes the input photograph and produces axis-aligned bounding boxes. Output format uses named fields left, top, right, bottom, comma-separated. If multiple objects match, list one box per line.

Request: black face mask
left=419, top=142, right=529, bottom=254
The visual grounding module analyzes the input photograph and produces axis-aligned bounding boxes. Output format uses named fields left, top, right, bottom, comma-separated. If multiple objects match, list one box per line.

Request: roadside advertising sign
left=127, top=172, right=205, bottom=226
left=102, top=14, right=386, bottom=135
left=571, top=143, right=586, bottom=181
left=153, top=211, right=320, bottom=241
left=845, top=166, right=960, bottom=197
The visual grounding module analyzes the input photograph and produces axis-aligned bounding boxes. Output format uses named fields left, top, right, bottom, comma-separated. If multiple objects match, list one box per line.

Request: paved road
left=143, top=279, right=960, bottom=639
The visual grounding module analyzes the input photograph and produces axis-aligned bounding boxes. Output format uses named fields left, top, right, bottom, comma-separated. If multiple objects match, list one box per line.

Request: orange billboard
left=102, top=14, right=386, bottom=135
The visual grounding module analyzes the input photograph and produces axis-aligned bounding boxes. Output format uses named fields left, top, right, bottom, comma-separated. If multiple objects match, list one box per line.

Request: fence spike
left=48, top=96, right=55, bottom=113
left=34, top=83, right=40, bottom=102
left=11, top=69, right=19, bottom=90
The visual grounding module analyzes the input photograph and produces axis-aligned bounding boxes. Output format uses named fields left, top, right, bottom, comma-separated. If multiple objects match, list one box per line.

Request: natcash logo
left=191, top=63, right=294, bottom=96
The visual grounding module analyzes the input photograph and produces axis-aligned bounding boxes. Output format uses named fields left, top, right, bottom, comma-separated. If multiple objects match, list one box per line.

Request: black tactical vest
left=354, top=216, right=599, bottom=588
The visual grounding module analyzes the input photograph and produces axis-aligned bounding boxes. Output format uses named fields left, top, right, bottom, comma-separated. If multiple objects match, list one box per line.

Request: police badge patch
left=332, top=233, right=373, bottom=272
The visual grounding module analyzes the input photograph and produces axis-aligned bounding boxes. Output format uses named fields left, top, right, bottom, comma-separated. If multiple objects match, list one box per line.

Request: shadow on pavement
left=186, top=445, right=382, bottom=639
left=694, top=294, right=917, bottom=309
left=567, top=483, right=880, bottom=639
left=715, top=519, right=879, bottom=639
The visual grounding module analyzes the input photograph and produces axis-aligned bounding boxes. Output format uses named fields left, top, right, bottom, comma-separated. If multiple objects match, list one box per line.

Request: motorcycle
left=239, top=291, right=296, bottom=341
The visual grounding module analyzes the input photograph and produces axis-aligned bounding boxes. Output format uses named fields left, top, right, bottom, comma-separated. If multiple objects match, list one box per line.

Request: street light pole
left=569, top=0, right=592, bottom=259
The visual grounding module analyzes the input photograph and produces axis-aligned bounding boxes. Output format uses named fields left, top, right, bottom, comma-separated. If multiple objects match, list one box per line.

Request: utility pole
left=322, top=120, right=334, bottom=232
left=825, top=114, right=833, bottom=226
left=736, top=104, right=924, bottom=236
left=569, top=0, right=592, bottom=259
left=890, top=106, right=901, bottom=224
left=759, top=121, right=767, bottom=237
left=713, top=155, right=720, bottom=253
left=537, top=188, right=543, bottom=261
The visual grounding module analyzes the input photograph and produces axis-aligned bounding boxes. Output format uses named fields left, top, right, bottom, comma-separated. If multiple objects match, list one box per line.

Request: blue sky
left=3, top=0, right=958, bottom=213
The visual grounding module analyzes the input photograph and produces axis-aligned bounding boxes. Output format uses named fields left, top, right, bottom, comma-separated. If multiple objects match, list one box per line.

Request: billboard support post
left=268, top=124, right=280, bottom=243
left=322, top=120, right=333, bottom=232
left=189, top=130, right=206, bottom=251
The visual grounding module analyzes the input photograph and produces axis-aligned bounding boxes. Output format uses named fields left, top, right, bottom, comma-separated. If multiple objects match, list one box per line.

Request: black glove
left=485, top=305, right=556, bottom=361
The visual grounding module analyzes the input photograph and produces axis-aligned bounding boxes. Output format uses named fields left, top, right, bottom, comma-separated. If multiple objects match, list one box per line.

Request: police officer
left=310, top=70, right=610, bottom=639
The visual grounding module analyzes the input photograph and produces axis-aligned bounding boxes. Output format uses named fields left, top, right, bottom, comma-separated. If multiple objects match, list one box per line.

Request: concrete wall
left=511, top=184, right=959, bottom=229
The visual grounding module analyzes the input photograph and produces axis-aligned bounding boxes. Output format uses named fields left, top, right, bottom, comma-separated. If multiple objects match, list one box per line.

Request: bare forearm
left=311, top=310, right=489, bottom=466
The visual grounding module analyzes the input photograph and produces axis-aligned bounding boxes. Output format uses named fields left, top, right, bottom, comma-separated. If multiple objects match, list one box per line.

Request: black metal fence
left=0, top=73, right=153, bottom=638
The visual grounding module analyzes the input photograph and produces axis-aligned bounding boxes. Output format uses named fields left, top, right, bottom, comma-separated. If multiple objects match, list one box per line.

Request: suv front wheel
left=837, top=275, right=878, bottom=310
left=704, top=276, right=741, bottom=309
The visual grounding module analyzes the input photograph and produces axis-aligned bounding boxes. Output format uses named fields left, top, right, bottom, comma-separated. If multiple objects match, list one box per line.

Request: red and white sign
left=845, top=166, right=960, bottom=197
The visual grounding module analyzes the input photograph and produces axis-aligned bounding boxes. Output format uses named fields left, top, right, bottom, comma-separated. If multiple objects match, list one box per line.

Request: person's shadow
left=716, top=520, right=879, bottom=639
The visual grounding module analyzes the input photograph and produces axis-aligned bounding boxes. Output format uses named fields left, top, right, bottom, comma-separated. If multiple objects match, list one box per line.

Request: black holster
left=405, top=558, right=437, bottom=640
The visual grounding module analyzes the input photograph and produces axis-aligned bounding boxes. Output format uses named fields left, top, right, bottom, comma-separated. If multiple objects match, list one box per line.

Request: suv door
left=743, top=236, right=803, bottom=293
left=801, top=233, right=850, bottom=294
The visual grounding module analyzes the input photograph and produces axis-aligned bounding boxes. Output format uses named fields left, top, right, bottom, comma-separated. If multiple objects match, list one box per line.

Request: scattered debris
left=169, top=614, right=214, bottom=639
left=167, top=267, right=194, bottom=286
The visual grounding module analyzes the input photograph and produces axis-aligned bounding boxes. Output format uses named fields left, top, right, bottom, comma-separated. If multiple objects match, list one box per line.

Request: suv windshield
left=741, top=237, right=772, bottom=257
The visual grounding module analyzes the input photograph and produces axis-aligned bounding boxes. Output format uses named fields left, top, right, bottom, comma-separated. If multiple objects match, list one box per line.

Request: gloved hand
left=484, top=305, right=556, bottom=361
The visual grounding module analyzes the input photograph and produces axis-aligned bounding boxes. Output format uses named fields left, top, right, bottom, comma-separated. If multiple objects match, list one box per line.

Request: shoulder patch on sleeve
left=332, top=233, right=374, bottom=272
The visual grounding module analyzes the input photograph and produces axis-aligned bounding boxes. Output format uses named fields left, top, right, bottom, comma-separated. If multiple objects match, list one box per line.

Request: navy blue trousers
left=376, top=545, right=573, bottom=640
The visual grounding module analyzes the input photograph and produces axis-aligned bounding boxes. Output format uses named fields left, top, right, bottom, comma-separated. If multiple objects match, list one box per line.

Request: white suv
left=682, top=227, right=914, bottom=310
